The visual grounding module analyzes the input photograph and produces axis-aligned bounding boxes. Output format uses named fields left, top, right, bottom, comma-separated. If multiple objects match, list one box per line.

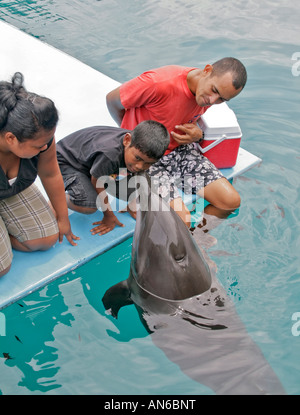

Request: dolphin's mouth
left=130, top=265, right=211, bottom=303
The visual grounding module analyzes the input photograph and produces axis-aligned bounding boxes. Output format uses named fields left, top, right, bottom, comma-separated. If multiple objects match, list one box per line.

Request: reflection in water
left=0, top=286, right=72, bottom=392
left=103, top=258, right=285, bottom=394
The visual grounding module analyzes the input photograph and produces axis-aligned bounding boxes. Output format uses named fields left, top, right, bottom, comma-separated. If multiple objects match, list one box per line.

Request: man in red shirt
left=106, top=58, right=247, bottom=230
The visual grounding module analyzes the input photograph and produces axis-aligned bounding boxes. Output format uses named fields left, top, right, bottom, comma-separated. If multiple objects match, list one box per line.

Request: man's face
left=195, top=70, right=242, bottom=107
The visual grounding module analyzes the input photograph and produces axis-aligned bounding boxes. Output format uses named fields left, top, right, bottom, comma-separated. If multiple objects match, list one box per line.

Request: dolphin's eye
left=174, top=253, right=185, bottom=262
left=169, top=242, right=186, bottom=262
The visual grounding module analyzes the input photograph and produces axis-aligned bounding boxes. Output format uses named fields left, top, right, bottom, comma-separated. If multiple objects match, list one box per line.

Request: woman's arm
left=38, top=139, right=79, bottom=246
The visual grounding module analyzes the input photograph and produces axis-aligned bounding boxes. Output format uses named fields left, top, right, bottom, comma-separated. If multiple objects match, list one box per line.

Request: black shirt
left=56, top=126, right=130, bottom=178
left=0, top=137, right=54, bottom=201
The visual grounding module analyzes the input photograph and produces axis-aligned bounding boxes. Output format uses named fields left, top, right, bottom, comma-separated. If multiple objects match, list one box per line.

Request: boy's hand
left=119, top=204, right=137, bottom=220
left=119, top=199, right=138, bottom=220
left=91, top=214, right=124, bottom=236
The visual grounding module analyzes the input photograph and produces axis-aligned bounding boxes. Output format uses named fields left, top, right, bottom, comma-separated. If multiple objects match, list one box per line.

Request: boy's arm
left=90, top=175, right=124, bottom=235
left=106, top=86, right=125, bottom=126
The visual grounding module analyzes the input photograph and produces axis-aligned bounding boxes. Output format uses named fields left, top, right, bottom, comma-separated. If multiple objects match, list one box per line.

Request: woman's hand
left=57, top=216, right=80, bottom=246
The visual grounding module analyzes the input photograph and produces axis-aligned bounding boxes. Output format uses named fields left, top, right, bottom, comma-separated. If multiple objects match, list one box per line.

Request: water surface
left=0, top=0, right=300, bottom=395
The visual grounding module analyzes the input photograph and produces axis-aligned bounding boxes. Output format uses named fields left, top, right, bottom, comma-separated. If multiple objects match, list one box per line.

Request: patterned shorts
left=148, top=144, right=224, bottom=203
left=0, top=183, right=59, bottom=271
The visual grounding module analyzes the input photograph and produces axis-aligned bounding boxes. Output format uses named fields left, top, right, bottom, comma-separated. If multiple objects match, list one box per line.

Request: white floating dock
left=0, top=21, right=261, bottom=310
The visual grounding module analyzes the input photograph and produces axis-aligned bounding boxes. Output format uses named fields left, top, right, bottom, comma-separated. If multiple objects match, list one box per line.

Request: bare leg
left=198, top=178, right=241, bottom=211
left=193, top=178, right=241, bottom=246
left=170, top=197, right=192, bottom=228
left=10, top=233, right=59, bottom=252
left=0, top=264, right=11, bottom=277
left=65, top=193, right=97, bottom=215
left=170, top=178, right=240, bottom=247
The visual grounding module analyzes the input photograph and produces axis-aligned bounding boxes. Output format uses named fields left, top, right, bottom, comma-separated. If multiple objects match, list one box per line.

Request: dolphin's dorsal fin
left=102, top=280, right=133, bottom=318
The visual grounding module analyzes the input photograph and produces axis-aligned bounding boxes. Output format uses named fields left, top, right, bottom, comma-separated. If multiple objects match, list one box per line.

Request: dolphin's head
left=102, top=172, right=212, bottom=318
left=129, top=173, right=212, bottom=305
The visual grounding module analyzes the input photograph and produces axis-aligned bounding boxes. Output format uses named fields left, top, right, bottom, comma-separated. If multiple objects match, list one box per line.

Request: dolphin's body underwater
left=102, top=173, right=285, bottom=395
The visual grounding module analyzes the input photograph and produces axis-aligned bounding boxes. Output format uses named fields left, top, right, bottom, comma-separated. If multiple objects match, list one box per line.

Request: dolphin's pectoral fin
left=102, top=280, right=133, bottom=318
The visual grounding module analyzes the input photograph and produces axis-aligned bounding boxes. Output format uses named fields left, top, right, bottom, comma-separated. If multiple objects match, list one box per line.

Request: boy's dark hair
left=211, top=57, right=247, bottom=90
left=0, top=72, right=59, bottom=142
left=130, top=120, right=170, bottom=160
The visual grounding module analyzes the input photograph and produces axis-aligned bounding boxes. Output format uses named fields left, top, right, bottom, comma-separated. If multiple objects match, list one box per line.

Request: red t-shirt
left=120, top=65, right=209, bottom=154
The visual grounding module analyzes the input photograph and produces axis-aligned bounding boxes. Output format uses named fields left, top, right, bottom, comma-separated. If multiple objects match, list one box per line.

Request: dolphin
left=102, top=173, right=285, bottom=395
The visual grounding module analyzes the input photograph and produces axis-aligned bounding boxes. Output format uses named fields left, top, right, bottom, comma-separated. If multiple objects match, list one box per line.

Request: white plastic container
left=197, top=102, right=242, bottom=168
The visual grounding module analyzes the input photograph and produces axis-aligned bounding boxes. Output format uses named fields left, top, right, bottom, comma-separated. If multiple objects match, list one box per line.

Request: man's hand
left=171, top=123, right=204, bottom=145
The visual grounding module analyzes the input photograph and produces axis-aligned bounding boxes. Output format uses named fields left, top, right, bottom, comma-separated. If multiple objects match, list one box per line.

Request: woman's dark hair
left=0, top=72, right=59, bottom=142
left=130, top=120, right=170, bottom=160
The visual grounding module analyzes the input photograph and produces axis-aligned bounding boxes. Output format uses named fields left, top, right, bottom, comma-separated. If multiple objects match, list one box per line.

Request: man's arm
left=107, top=82, right=204, bottom=146
left=106, top=86, right=125, bottom=126
left=171, top=122, right=204, bottom=145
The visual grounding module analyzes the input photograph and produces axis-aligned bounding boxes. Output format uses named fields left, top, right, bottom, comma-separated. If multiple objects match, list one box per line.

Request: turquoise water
left=0, top=0, right=300, bottom=395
